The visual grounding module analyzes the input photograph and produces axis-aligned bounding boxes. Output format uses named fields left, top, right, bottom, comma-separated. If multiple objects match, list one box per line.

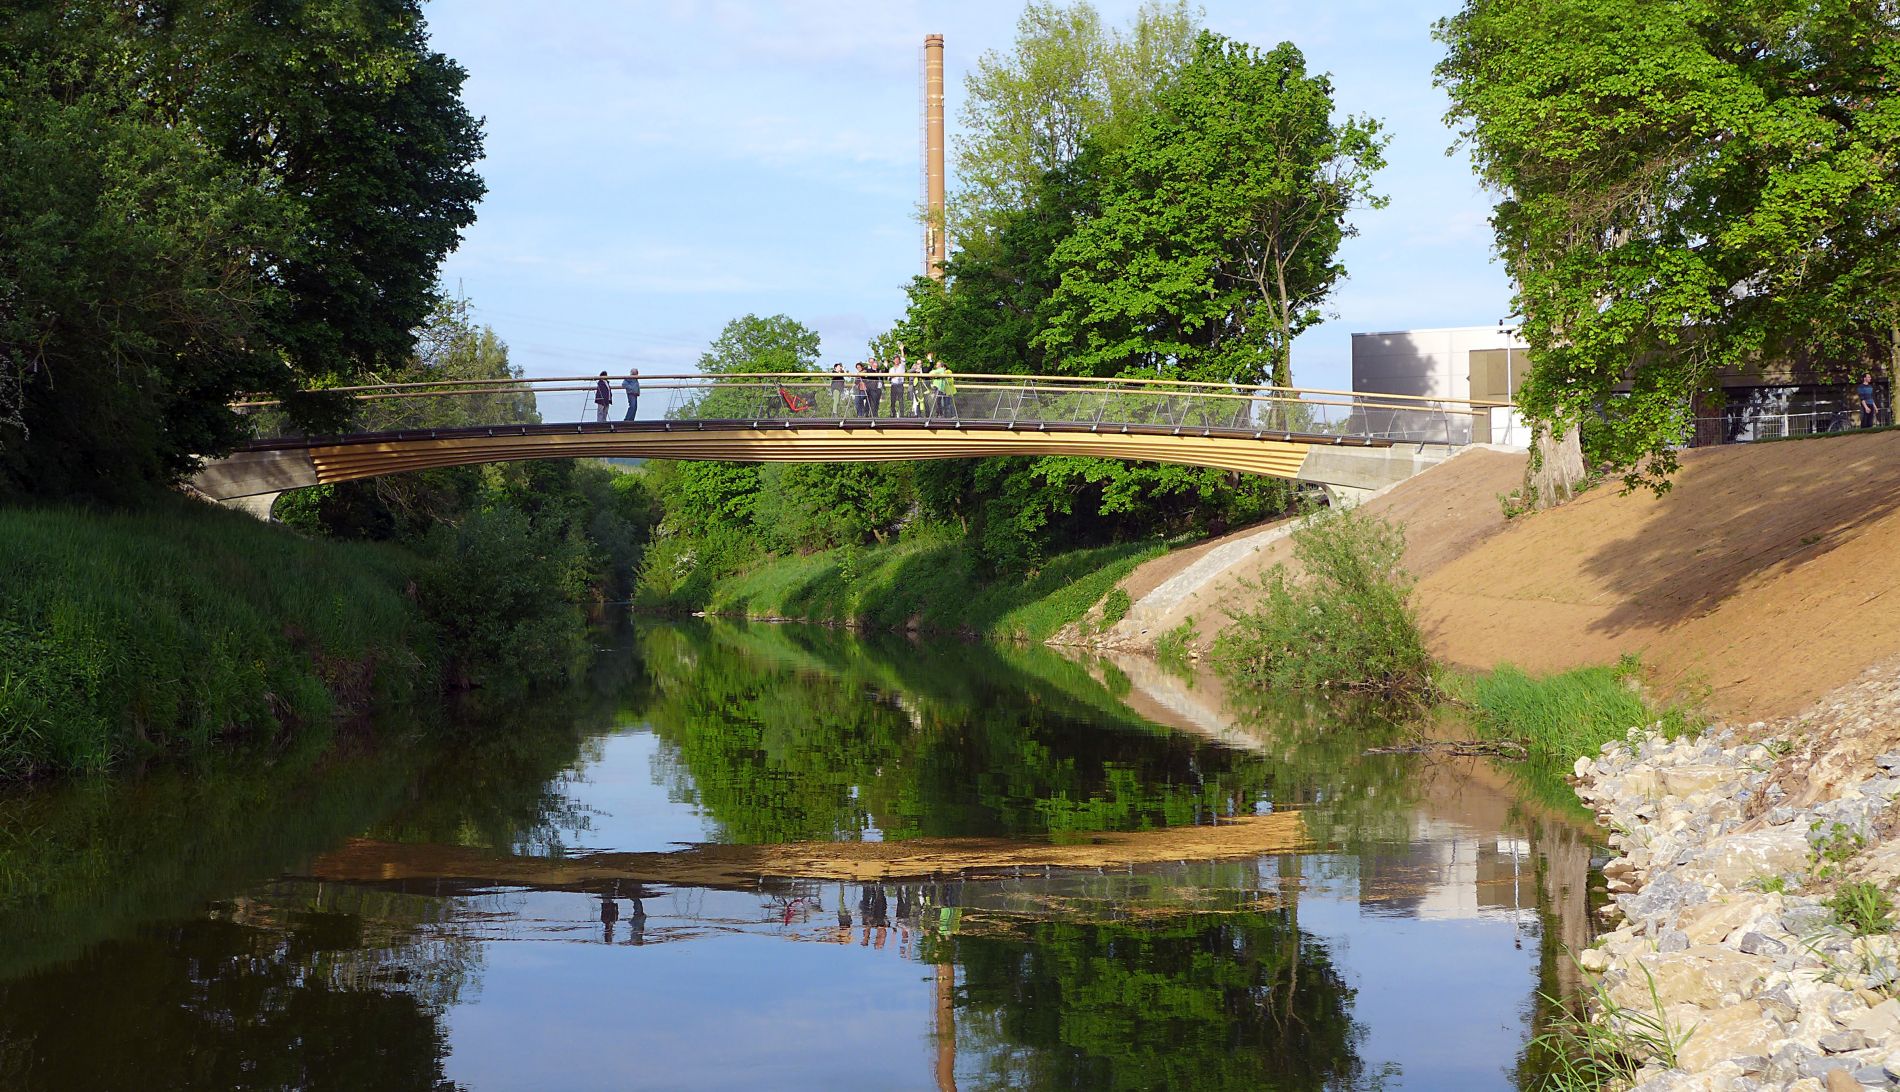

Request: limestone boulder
left=1679, top=896, right=1781, bottom=946
left=1674, top=1000, right=1781, bottom=1071
left=1611, top=947, right=1768, bottom=1012
left=1687, top=827, right=1812, bottom=890
left=1845, top=998, right=1900, bottom=1041
left=1662, top=764, right=1741, bottom=798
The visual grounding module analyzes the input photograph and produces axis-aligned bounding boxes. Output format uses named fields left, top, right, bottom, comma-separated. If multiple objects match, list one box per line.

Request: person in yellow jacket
left=927, top=355, right=956, bottom=417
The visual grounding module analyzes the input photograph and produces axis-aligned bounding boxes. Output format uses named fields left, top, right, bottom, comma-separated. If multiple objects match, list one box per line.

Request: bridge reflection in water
left=193, top=372, right=1518, bottom=513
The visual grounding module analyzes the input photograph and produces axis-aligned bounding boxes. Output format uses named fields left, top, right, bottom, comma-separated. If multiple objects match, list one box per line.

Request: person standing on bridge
left=621, top=369, right=640, bottom=421
left=853, top=361, right=870, bottom=417
left=830, top=364, right=847, bottom=416
left=593, top=372, right=612, bottom=423
left=929, top=355, right=955, bottom=417
left=888, top=350, right=908, bottom=419
left=867, top=358, right=885, bottom=418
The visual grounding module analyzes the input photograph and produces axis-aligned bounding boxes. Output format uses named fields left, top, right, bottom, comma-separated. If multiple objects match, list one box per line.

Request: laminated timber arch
left=192, top=419, right=1449, bottom=511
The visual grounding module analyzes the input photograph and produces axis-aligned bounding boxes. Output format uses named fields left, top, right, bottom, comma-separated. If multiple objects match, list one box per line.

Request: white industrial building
left=1349, top=325, right=1530, bottom=447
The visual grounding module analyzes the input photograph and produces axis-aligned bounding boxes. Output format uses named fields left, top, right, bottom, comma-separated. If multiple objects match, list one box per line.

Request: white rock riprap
left=1569, top=675, right=1900, bottom=1091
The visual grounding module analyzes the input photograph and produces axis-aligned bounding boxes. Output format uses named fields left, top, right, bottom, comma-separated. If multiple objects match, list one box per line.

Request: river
left=0, top=621, right=1601, bottom=1090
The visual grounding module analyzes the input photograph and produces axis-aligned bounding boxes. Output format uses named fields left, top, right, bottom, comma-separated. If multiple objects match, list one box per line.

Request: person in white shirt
left=888, top=349, right=908, bottom=418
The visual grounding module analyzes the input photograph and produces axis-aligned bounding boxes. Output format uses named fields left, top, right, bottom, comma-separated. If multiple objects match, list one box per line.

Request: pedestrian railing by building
left=1687, top=407, right=1888, bottom=446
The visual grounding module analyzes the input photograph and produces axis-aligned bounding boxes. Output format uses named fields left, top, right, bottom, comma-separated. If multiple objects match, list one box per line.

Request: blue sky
left=428, top=1, right=1511, bottom=393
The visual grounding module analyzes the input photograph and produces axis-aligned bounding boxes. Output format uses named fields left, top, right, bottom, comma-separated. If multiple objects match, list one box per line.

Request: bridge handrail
left=231, top=372, right=1514, bottom=414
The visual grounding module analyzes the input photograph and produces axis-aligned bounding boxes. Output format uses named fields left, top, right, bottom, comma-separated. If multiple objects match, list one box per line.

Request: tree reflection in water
left=949, top=907, right=1362, bottom=1091
left=634, top=621, right=1426, bottom=847
left=0, top=885, right=472, bottom=1091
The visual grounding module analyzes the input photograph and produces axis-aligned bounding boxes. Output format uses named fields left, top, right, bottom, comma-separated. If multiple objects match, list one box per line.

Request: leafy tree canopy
left=0, top=0, right=483, bottom=499
left=1436, top=0, right=1900, bottom=489
left=696, top=313, right=822, bottom=375
left=1041, top=33, right=1387, bottom=389
left=954, top=0, right=1201, bottom=252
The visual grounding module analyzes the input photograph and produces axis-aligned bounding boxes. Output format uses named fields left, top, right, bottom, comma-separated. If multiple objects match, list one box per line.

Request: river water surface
left=0, top=622, right=1601, bottom=1090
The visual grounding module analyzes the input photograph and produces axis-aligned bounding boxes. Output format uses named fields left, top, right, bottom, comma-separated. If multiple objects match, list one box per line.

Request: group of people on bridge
left=591, top=369, right=641, bottom=424
left=830, top=345, right=957, bottom=419
left=585, top=345, right=958, bottom=424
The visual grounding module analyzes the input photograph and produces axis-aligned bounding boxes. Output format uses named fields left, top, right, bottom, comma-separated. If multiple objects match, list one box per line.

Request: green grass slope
left=0, top=501, right=437, bottom=778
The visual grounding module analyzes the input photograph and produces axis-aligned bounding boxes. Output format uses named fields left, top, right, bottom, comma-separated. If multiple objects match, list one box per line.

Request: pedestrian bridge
left=194, top=372, right=1519, bottom=515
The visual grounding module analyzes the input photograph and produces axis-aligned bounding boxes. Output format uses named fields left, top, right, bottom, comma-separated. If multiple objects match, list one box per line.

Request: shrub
left=1210, top=506, right=1432, bottom=702
left=415, top=505, right=588, bottom=693
left=1099, top=586, right=1132, bottom=628
left=1155, top=617, right=1199, bottom=675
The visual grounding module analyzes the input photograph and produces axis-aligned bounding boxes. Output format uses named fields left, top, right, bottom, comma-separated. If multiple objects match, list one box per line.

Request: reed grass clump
left=1454, top=656, right=1695, bottom=764
left=1528, top=964, right=1692, bottom=1091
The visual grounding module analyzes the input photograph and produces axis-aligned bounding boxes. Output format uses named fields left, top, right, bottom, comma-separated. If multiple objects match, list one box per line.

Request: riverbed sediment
left=1571, top=662, right=1900, bottom=1090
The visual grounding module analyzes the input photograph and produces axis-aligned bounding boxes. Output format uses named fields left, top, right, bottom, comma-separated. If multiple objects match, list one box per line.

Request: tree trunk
left=1526, top=420, right=1587, bottom=509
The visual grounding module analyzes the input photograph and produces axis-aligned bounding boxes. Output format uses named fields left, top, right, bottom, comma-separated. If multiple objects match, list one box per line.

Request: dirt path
left=1095, top=432, right=1900, bottom=721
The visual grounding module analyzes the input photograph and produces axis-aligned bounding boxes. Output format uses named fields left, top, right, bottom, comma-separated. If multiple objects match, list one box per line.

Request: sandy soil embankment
left=1092, top=432, right=1900, bottom=720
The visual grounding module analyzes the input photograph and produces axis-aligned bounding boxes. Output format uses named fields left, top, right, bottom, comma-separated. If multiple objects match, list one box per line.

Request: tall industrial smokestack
left=922, top=33, right=947, bottom=280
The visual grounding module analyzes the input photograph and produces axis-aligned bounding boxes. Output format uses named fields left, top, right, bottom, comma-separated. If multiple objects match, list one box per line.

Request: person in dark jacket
left=593, top=372, right=612, bottom=423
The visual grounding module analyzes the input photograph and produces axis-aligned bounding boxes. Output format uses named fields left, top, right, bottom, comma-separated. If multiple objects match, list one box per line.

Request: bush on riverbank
left=414, top=505, right=592, bottom=694
left=1210, top=506, right=1434, bottom=702
left=0, top=501, right=437, bottom=778
left=1452, top=657, right=1695, bottom=763
left=657, top=528, right=1165, bottom=642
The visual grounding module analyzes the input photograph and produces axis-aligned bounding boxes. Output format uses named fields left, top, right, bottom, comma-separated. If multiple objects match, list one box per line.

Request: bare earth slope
left=1097, top=432, right=1900, bottom=720
left=1422, top=431, right=1900, bottom=719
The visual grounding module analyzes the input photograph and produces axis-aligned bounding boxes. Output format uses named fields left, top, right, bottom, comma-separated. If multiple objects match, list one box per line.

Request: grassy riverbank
left=651, top=531, right=1165, bottom=642
left=0, top=502, right=438, bottom=779
left=1451, top=659, right=1698, bottom=763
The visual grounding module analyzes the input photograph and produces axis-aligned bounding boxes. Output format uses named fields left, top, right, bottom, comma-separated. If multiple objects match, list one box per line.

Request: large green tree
left=1436, top=0, right=1900, bottom=490
left=892, top=32, right=1327, bottom=571
left=695, top=313, right=822, bottom=375
left=954, top=0, right=1201, bottom=252
left=0, top=0, right=483, bottom=498
left=0, top=39, right=289, bottom=496
left=902, top=147, right=1111, bottom=378
left=1042, top=33, right=1387, bottom=389
left=646, top=313, right=917, bottom=564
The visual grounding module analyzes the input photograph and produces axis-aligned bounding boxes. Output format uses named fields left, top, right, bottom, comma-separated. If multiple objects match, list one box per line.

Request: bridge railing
left=232, top=373, right=1513, bottom=447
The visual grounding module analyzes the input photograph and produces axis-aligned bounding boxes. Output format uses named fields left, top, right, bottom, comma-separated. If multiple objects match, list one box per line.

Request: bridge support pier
left=1293, top=443, right=1459, bottom=503
left=191, top=448, right=319, bottom=520
left=1318, top=483, right=1379, bottom=508
left=223, top=492, right=281, bottom=521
